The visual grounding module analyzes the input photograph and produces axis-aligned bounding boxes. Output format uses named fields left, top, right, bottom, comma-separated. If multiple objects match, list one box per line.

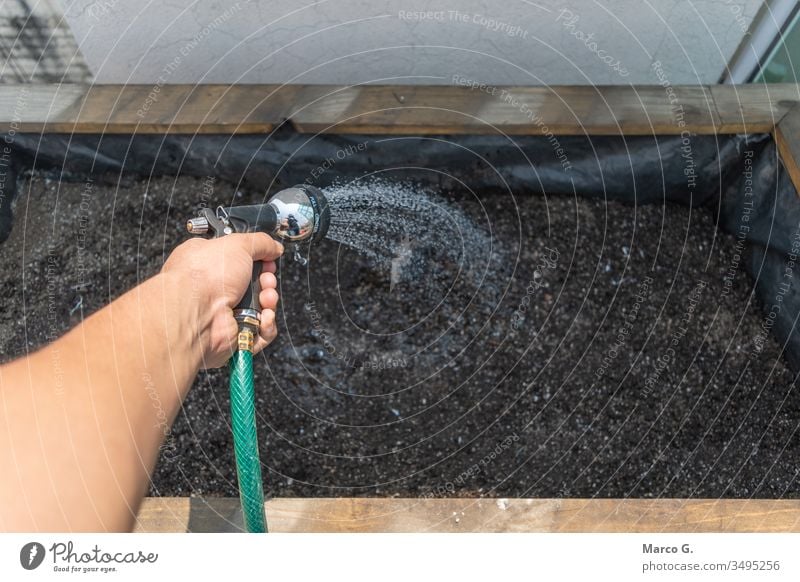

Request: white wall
left=63, top=0, right=763, bottom=85
left=0, top=0, right=91, bottom=82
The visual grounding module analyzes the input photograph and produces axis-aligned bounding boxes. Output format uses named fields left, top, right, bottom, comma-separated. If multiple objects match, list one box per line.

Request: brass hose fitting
left=237, top=327, right=256, bottom=353
left=234, top=309, right=260, bottom=353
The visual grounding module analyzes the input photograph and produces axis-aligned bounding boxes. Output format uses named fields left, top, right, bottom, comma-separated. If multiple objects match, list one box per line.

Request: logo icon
left=20, top=542, right=45, bottom=570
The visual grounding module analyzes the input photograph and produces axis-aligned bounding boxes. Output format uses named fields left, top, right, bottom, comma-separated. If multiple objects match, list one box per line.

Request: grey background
left=62, top=0, right=763, bottom=85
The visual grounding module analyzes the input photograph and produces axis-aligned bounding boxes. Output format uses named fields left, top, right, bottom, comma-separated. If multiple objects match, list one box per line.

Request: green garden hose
left=229, top=341, right=267, bottom=533
left=185, top=185, right=331, bottom=533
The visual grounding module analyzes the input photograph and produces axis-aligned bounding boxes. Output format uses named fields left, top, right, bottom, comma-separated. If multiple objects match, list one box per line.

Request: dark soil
left=1, top=174, right=798, bottom=499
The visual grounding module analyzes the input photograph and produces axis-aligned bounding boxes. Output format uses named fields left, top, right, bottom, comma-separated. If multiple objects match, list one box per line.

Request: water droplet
left=322, top=179, right=498, bottom=301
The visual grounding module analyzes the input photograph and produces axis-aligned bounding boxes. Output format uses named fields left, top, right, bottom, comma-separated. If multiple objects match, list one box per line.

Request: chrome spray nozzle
left=185, top=184, right=330, bottom=243
left=267, top=185, right=331, bottom=243
left=185, top=184, right=331, bottom=323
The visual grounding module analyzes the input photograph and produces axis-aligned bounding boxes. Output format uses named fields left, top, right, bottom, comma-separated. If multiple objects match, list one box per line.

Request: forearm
left=0, top=272, right=203, bottom=532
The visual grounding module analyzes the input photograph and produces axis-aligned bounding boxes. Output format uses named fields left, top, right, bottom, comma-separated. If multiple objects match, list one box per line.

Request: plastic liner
left=4, top=130, right=800, bottom=369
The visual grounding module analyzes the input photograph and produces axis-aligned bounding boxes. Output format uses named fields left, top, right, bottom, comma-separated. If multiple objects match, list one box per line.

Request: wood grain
left=0, top=84, right=797, bottom=135
left=775, top=102, right=800, bottom=194
left=711, top=84, right=800, bottom=133
left=0, top=84, right=318, bottom=134
left=290, top=85, right=721, bottom=135
left=134, top=497, right=800, bottom=533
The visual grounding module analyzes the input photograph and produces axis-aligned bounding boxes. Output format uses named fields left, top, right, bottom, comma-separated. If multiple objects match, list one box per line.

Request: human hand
left=161, top=233, right=284, bottom=368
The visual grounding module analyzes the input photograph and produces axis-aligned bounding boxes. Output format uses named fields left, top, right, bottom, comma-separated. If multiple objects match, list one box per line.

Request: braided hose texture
left=229, top=349, right=267, bottom=533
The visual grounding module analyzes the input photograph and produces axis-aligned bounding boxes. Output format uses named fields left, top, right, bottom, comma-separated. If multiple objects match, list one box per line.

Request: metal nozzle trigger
left=216, top=206, right=233, bottom=235
left=291, top=245, right=308, bottom=266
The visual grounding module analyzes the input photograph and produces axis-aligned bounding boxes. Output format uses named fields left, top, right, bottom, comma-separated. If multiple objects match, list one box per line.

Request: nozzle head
left=267, top=185, right=330, bottom=243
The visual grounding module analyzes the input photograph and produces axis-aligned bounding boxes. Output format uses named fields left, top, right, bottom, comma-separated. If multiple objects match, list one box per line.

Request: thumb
left=236, top=233, right=284, bottom=262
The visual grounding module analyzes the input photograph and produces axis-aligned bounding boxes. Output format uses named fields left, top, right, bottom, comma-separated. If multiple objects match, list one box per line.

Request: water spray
left=186, top=184, right=330, bottom=532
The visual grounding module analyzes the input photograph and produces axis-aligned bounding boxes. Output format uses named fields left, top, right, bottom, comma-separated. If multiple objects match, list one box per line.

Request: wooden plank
left=775, top=102, right=800, bottom=194
left=134, top=497, right=800, bottom=533
left=291, top=85, right=720, bottom=135
left=0, top=84, right=797, bottom=136
left=711, top=84, right=800, bottom=133
left=0, top=84, right=327, bottom=134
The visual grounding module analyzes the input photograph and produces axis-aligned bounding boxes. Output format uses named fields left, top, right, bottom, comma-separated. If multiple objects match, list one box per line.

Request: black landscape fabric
left=0, top=130, right=798, bottom=498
